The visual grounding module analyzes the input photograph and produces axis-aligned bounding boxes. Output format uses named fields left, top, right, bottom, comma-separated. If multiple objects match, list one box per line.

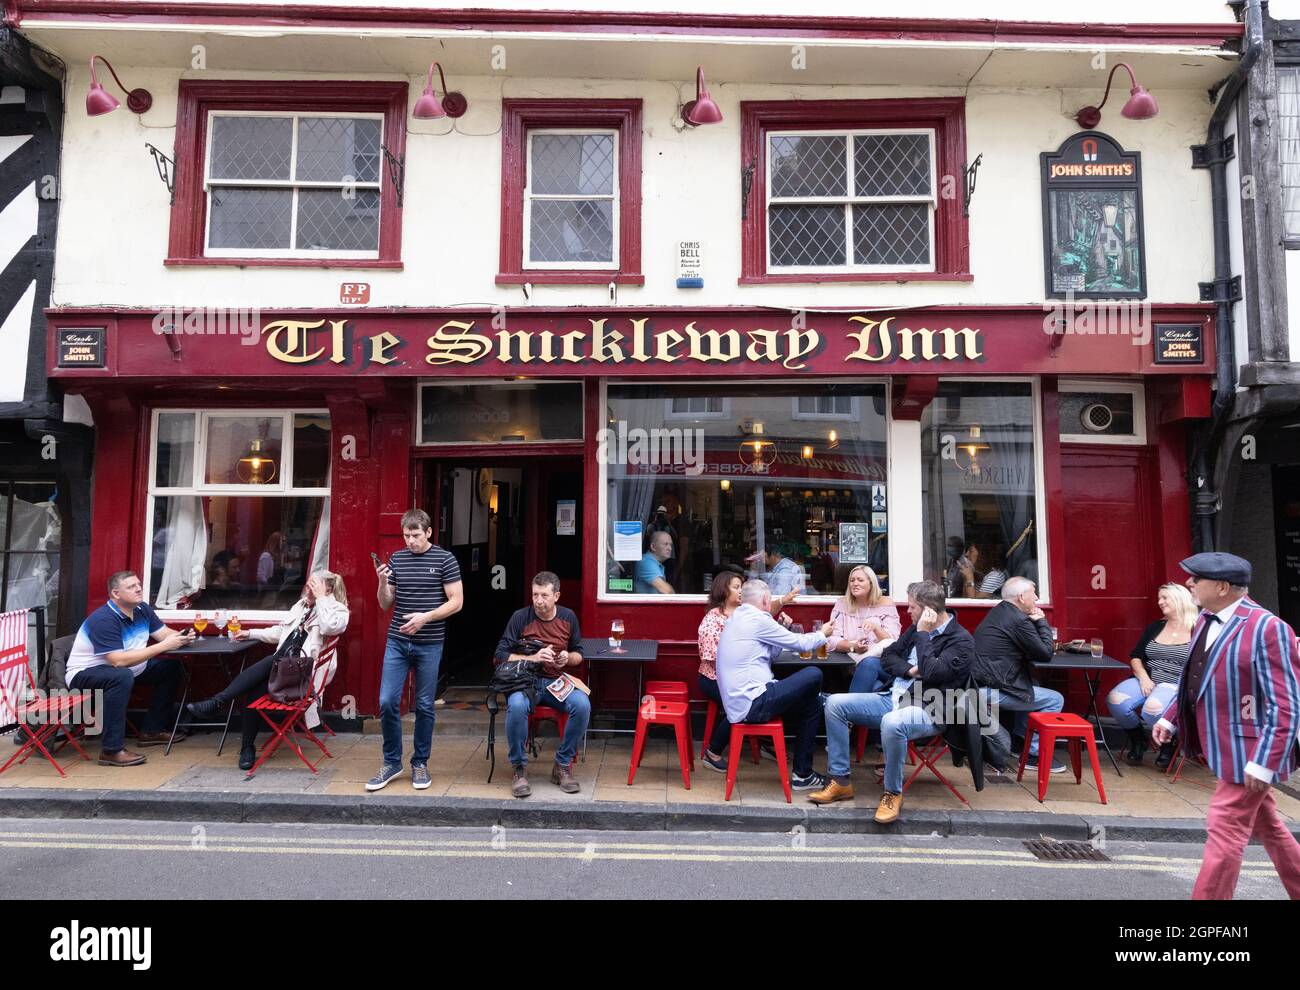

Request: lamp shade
left=86, top=81, right=121, bottom=116
left=1121, top=85, right=1159, bottom=120
left=682, top=67, right=723, bottom=126
left=235, top=438, right=278, bottom=485
left=413, top=87, right=446, bottom=119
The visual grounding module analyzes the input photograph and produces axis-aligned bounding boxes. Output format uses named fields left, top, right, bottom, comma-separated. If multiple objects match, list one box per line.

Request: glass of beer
left=1050, top=627, right=1060, bottom=651
left=192, top=614, right=208, bottom=635
left=610, top=618, right=626, bottom=654
left=1090, top=637, right=1104, bottom=658
left=227, top=614, right=241, bottom=638
left=816, top=641, right=829, bottom=660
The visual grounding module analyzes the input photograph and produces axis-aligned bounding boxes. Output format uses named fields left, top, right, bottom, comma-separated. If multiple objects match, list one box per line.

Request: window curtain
left=309, top=496, right=331, bottom=576
left=984, top=418, right=1037, bottom=583
left=0, top=497, right=60, bottom=611
left=154, top=497, right=209, bottom=608
left=1280, top=69, right=1300, bottom=236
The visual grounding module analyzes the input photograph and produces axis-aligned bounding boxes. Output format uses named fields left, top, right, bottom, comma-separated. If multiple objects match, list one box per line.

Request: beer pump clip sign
left=1041, top=131, right=1146, bottom=300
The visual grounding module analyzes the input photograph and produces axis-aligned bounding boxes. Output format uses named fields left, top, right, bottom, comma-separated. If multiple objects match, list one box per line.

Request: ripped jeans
left=1106, top=677, right=1178, bottom=731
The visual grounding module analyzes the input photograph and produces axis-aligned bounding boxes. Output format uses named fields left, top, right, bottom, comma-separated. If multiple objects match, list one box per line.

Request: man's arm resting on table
left=105, top=626, right=187, bottom=668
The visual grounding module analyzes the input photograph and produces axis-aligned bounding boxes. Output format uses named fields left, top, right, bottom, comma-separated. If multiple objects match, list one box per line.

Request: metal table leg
left=1083, top=671, right=1122, bottom=777
left=216, top=653, right=247, bottom=757
left=165, top=665, right=191, bottom=757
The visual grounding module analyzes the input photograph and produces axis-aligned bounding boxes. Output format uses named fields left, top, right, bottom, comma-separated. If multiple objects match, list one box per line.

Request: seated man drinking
left=811, top=580, right=974, bottom=824
left=494, top=571, right=590, bottom=798
left=713, top=579, right=833, bottom=790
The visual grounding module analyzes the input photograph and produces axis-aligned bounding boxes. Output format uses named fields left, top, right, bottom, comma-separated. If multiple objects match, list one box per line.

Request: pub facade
left=12, top=0, right=1246, bottom=718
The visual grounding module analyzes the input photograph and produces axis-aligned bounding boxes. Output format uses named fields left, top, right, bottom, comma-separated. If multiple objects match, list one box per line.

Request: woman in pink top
left=697, top=570, right=743, bottom=761
left=827, top=565, right=900, bottom=694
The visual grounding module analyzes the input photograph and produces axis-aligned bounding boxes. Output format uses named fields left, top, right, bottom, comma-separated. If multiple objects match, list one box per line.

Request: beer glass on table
left=192, top=614, right=208, bottom=636
left=227, top=614, right=241, bottom=639
left=609, top=619, right=626, bottom=654
left=1090, top=637, right=1104, bottom=658
left=816, top=641, right=829, bottom=660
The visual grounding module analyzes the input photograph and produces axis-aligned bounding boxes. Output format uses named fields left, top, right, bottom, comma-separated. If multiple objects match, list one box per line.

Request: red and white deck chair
left=0, top=635, right=93, bottom=778
left=243, top=635, right=339, bottom=778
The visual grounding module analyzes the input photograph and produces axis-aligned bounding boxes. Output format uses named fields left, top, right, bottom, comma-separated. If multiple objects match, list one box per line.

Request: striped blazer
left=1163, top=598, right=1300, bottom=785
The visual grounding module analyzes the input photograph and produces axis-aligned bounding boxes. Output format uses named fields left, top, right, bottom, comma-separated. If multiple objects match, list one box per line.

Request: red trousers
left=1194, top=778, right=1300, bottom=900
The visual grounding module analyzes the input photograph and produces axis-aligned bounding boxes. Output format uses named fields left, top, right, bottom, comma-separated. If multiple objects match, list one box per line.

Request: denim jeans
left=823, top=692, right=936, bottom=793
left=505, top=675, right=592, bottom=768
left=1106, top=677, right=1178, bottom=731
left=742, top=666, right=823, bottom=777
left=69, top=657, right=184, bottom=754
left=697, top=674, right=732, bottom=756
left=848, top=656, right=884, bottom=694
left=378, top=636, right=443, bottom=767
left=988, top=685, right=1063, bottom=756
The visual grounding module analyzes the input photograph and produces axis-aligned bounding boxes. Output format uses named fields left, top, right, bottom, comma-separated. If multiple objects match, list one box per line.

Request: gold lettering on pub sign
left=262, top=316, right=984, bottom=368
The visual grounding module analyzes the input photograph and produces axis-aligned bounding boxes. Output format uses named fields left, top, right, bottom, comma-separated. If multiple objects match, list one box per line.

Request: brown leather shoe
left=551, top=761, right=580, bottom=793
left=511, top=765, right=531, bottom=798
left=808, top=779, right=854, bottom=805
left=136, top=730, right=186, bottom=747
left=98, top=749, right=147, bottom=767
left=875, top=791, right=903, bottom=824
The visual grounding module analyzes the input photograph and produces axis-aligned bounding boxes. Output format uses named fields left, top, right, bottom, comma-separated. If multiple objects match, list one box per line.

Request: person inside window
left=635, top=530, right=675, bottom=594
left=256, top=531, right=284, bottom=587
left=1106, top=583, right=1196, bottom=767
left=829, top=565, right=901, bottom=694
left=965, top=544, right=1009, bottom=600
left=186, top=571, right=350, bottom=771
left=748, top=542, right=804, bottom=606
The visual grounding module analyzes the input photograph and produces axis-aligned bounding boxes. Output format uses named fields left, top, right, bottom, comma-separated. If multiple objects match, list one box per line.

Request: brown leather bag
left=267, top=648, right=313, bottom=703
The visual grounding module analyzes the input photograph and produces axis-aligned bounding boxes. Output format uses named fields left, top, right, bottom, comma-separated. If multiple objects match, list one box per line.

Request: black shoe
left=187, top=698, right=221, bottom=721
left=1124, top=727, right=1148, bottom=766
left=1024, top=754, right=1067, bottom=774
left=238, top=746, right=256, bottom=771
left=1154, top=742, right=1176, bottom=770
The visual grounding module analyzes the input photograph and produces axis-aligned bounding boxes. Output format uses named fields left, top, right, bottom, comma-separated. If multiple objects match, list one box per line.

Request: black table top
left=580, top=638, right=659, bottom=662
left=168, top=636, right=262, bottom=657
left=1034, top=650, right=1127, bottom=671
left=773, top=649, right=858, bottom=668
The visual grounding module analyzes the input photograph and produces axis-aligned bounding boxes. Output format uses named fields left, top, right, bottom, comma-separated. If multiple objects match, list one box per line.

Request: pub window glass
left=921, top=381, right=1040, bottom=601
left=604, top=382, right=889, bottom=598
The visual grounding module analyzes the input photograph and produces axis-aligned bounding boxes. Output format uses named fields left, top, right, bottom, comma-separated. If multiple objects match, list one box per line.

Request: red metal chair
left=1163, top=738, right=1207, bottom=783
left=528, top=707, right=581, bottom=762
left=898, top=735, right=969, bottom=807
left=243, top=638, right=340, bottom=778
left=1017, top=711, right=1107, bottom=804
left=0, top=644, right=92, bottom=778
left=724, top=721, right=791, bottom=803
left=643, top=680, right=687, bottom=704
left=628, top=697, right=694, bottom=789
left=701, top=699, right=719, bottom=758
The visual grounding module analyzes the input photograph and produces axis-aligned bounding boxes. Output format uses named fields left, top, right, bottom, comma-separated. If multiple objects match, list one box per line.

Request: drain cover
left=1023, top=839, right=1110, bottom=862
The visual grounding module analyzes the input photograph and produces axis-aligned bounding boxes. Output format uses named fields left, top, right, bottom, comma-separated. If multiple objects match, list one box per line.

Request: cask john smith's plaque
left=1153, top=323, right=1203, bottom=364
left=57, top=327, right=105, bottom=368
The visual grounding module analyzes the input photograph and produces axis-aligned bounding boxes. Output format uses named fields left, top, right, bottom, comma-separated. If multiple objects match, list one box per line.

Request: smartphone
left=370, top=551, right=384, bottom=570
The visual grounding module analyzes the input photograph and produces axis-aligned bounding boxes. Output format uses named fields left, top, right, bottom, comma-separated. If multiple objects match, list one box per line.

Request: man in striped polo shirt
left=368, top=509, right=464, bottom=791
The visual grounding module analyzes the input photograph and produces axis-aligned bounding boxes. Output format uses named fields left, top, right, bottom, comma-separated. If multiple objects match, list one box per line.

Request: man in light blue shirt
left=714, top=580, right=833, bottom=789
left=634, top=531, right=674, bottom=594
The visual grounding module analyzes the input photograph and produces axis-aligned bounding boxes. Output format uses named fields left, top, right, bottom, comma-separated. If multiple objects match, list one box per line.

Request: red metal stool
left=528, top=708, right=582, bottom=762
left=724, top=721, right=791, bottom=803
left=643, top=680, right=688, bottom=704
left=628, top=698, right=694, bottom=789
left=854, top=725, right=870, bottom=763
left=1017, top=711, right=1107, bottom=804
left=701, top=699, right=719, bottom=758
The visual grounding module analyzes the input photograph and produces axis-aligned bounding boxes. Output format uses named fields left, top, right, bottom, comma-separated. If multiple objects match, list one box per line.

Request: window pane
left=204, top=416, right=284, bottom=486
left=209, top=116, right=292, bottom=180
left=0, top=483, right=60, bottom=614
left=296, top=117, right=381, bottom=183
left=853, top=203, right=931, bottom=266
left=921, top=382, right=1039, bottom=600
left=155, top=412, right=196, bottom=488
left=150, top=495, right=325, bottom=611
left=529, top=199, right=614, bottom=263
left=605, top=383, right=888, bottom=597
left=770, top=135, right=847, bottom=198
left=1279, top=69, right=1300, bottom=236
left=296, top=188, right=380, bottom=252
left=854, top=133, right=931, bottom=196
left=419, top=383, right=583, bottom=444
left=208, top=187, right=292, bottom=250
left=1047, top=189, right=1142, bottom=294
left=531, top=133, right=614, bottom=195
left=293, top=413, right=332, bottom=488
left=769, top=204, right=846, bottom=267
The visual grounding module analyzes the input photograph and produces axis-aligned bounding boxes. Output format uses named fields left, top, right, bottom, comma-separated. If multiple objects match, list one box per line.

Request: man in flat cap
left=1153, top=552, right=1300, bottom=899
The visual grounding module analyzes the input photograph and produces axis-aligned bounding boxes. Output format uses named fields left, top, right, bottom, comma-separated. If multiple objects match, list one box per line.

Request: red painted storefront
left=48, top=304, right=1213, bottom=719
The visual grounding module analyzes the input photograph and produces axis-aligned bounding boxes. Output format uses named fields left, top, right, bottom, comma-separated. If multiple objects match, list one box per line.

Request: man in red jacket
left=1154, top=552, right=1300, bottom=900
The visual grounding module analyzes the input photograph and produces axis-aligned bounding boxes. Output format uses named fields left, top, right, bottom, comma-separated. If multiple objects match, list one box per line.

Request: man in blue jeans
left=368, top=509, right=464, bottom=792
left=714, top=580, right=833, bottom=789
left=812, top=580, right=975, bottom=823
left=494, top=571, right=589, bottom=797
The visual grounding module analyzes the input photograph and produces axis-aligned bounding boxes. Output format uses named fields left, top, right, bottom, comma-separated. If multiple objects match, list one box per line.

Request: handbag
left=266, top=616, right=314, bottom=703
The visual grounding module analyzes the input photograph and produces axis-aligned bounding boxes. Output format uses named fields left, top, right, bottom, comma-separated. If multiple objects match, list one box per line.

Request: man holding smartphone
left=368, top=509, right=464, bottom=792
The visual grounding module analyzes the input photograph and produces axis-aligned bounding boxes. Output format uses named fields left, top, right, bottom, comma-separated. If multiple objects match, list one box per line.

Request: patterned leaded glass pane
left=854, top=133, right=932, bottom=196
left=296, top=189, right=381, bottom=251
left=852, top=203, right=931, bottom=265
left=769, top=204, right=846, bottom=267
left=770, top=135, right=847, bottom=198
left=529, top=199, right=614, bottom=263
left=208, top=187, right=292, bottom=249
left=531, top=134, right=614, bottom=195
left=209, top=117, right=293, bottom=181
left=296, top=117, right=381, bottom=183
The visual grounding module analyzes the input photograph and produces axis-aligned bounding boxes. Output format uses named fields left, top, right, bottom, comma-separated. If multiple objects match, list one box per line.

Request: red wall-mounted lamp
left=86, top=55, right=152, bottom=116
left=1074, top=62, right=1158, bottom=129
left=682, top=67, right=723, bottom=126
left=413, top=61, right=468, bottom=119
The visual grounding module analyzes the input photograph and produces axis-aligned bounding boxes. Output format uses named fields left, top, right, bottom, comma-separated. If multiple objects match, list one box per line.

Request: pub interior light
left=235, top=438, right=277, bottom=485
left=681, top=67, right=723, bottom=127
left=86, top=55, right=153, bottom=116
left=801, top=445, right=814, bottom=460
left=827, top=429, right=839, bottom=449
left=1074, top=62, right=1158, bottom=129
left=720, top=479, right=731, bottom=491
left=413, top=60, right=469, bottom=119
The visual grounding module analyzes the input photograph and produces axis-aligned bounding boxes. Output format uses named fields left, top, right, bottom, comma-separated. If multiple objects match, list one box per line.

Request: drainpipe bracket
left=1198, top=275, right=1242, bottom=304
left=1191, top=135, right=1235, bottom=169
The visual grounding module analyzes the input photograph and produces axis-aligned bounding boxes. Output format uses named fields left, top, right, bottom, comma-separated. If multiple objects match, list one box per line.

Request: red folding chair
left=890, top=734, right=970, bottom=808
left=243, top=638, right=339, bottom=778
left=0, top=644, right=93, bottom=778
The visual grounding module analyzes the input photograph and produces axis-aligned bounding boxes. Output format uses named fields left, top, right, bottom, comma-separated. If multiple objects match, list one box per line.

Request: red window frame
left=166, top=80, right=408, bottom=269
left=739, top=98, right=970, bottom=284
left=498, top=99, right=644, bottom=286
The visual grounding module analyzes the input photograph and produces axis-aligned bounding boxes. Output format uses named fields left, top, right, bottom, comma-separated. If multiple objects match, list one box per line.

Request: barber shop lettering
left=259, top=315, right=984, bottom=370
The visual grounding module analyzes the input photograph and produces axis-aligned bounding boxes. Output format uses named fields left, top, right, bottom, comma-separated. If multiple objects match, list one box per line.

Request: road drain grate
left=1023, top=839, right=1110, bottom=862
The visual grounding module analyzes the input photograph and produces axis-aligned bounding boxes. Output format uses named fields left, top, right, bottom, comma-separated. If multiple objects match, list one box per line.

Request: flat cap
left=1179, top=551, right=1251, bottom=585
